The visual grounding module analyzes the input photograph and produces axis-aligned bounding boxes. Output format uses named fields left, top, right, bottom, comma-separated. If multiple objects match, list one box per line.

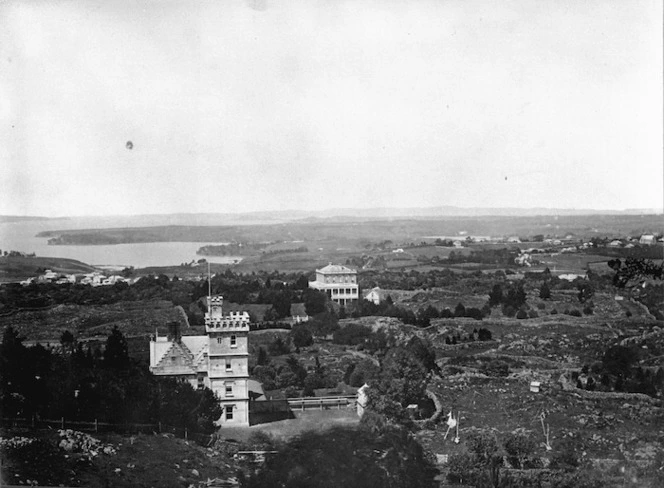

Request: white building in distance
left=149, top=295, right=251, bottom=426
left=308, top=263, right=359, bottom=306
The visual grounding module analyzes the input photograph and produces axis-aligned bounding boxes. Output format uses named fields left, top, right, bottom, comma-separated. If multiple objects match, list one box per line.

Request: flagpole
left=208, top=261, right=212, bottom=298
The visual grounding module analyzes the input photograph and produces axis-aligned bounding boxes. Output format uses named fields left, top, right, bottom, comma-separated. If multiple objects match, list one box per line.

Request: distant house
left=290, top=303, right=309, bottom=323
left=453, top=240, right=463, bottom=248
left=309, top=264, right=359, bottom=305
left=608, top=240, right=623, bottom=248
left=507, top=237, right=521, bottom=243
left=640, top=235, right=656, bottom=245
left=364, top=287, right=382, bottom=305
left=559, top=273, right=585, bottom=282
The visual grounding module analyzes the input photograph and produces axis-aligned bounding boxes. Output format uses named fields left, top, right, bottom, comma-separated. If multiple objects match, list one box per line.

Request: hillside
left=0, top=256, right=99, bottom=282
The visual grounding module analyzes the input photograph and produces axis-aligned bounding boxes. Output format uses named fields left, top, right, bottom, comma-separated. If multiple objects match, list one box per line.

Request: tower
left=205, top=295, right=250, bottom=426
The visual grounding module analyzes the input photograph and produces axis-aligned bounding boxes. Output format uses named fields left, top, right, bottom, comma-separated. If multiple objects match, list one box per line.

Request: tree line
left=0, top=326, right=220, bottom=434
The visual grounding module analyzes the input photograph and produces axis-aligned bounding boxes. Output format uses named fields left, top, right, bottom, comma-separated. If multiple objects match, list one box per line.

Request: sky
left=1, top=0, right=662, bottom=217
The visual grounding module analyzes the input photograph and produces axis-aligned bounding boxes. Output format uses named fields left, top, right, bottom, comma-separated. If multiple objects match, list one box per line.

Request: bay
left=0, top=220, right=239, bottom=268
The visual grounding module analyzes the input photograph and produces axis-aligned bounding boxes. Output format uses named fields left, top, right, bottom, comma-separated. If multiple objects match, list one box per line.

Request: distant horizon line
left=2, top=204, right=663, bottom=220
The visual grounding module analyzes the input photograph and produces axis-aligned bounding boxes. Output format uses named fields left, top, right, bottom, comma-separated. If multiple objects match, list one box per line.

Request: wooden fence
left=1, top=417, right=213, bottom=445
left=286, top=395, right=357, bottom=411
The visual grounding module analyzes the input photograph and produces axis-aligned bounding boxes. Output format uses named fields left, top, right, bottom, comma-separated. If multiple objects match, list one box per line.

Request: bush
left=568, top=309, right=582, bottom=317
left=290, top=324, right=313, bottom=348
left=516, top=309, right=528, bottom=319
left=477, top=328, right=492, bottom=341
left=537, top=302, right=546, bottom=310
left=551, top=308, right=558, bottom=315
left=583, top=306, right=594, bottom=315
left=528, top=310, right=539, bottom=318
left=332, top=323, right=372, bottom=346
left=479, top=359, right=510, bottom=377
left=446, top=452, right=479, bottom=485
left=502, top=305, right=517, bottom=318
left=503, top=431, right=538, bottom=469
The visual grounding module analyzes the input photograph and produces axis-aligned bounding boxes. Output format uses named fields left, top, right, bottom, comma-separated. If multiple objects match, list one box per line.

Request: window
left=217, top=337, right=222, bottom=344
left=225, top=405, right=234, bottom=420
left=230, top=335, right=237, bottom=348
left=226, top=359, right=232, bottom=371
left=225, top=383, right=233, bottom=397
left=197, top=375, right=205, bottom=390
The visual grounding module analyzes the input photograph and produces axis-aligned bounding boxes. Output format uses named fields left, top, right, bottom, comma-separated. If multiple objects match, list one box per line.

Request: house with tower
left=149, top=295, right=251, bottom=426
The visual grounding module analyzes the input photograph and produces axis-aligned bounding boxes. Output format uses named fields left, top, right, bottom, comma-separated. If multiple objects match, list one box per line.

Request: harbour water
left=0, top=220, right=239, bottom=268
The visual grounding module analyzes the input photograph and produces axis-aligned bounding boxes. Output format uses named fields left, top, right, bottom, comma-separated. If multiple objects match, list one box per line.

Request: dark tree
left=539, top=282, right=551, bottom=300
left=488, top=284, right=503, bottom=306
left=290, top=324, right=313, bottom=348
left=303, top=288, right=328, bottom=315
left=104, top=326, right=130, bottom=369
left=246, top=426, right=437, bottom=488
left=454, top=302, right=466, bottom=317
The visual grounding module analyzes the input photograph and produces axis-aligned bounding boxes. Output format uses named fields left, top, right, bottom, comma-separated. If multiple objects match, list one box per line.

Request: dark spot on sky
left=126, top=141, right=133, bottom=150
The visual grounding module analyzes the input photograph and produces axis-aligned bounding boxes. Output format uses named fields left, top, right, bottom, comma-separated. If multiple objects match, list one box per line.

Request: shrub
left=502, top=305, right=517, bottom=318
left=477, top=328, right=492, bottom=341
left=479, top=359, right=510, bottom=377
left=516, top=309, right=528, bottom=319
left=446, top=452, right=479, bottom=485
left=568, top=309, right=582, bottom=317
left=528, top=310, right=539, bottom=318
left=332, top=323, right=371, bottom=346
left=503, top=430, right=538, bottom=469
left=583, top=306, right=594, bottom=315
left=551, top=308, right=558, bottom=315
left=537, top=302, right=546, bottom=310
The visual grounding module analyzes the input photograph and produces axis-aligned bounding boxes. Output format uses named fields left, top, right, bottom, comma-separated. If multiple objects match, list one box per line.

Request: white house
left=640, top=235, right=656, bottom=245
left=309, top=264, right=359, bottom=305
left=364, top=287, right=382, bottom=305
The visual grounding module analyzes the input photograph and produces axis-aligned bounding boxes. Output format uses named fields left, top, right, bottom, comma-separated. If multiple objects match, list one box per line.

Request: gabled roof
left=317, top=263, right=356, bottom=274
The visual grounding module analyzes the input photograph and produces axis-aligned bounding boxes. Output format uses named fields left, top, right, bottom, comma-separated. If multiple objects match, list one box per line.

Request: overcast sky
left=1, top=0, right=662, bottom=217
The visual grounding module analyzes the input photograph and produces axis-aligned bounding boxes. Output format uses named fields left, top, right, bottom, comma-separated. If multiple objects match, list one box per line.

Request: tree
left=104, top=326, right=129, bottom=369
left=366, top=346, right=431, bottom=421
left=256, top=347, right=269, bottom=366
left=268, top=336, right=291, bottom=356
left=245, top=426, right=437, bottom=488
left=303, top=288, right=328, bottom=315
left=271, top=292, right=292, bottom=319
left=539, top=282, right=551, bottom=300
left=504, top=430, right=538, bottom=469
left=290, top=324, right=313, bottom=349
left=60, top=330, right=75, bottom=354
left=488, top=284, right=503, bottom=306
left=454, top=302, right=466, bottom=317
left=577, top=281, right=594, bottom=303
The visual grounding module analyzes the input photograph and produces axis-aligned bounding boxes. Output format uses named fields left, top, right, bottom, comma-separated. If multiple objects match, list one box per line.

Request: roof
left=290, top=303, right=307, bottom=317
left=317, top=263, right=357, bottom=274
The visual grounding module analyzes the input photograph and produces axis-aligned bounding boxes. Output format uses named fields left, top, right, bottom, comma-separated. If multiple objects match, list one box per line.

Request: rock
left=191, top=469, right=200, bottom=477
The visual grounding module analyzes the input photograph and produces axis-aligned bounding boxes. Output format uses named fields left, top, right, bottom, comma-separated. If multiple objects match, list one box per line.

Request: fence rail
left=1, top=417, right=212, bottom=445
left=286, top=395, right=357, bottom=411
